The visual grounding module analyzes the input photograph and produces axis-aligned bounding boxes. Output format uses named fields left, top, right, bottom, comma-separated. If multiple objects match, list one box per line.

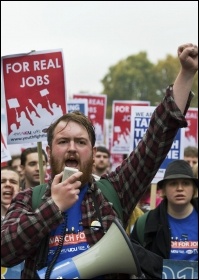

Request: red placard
left=73, top=94, right=107, bottom=146
left=2, top=49, right=67, bottom=144
left=184, top=108, right=198, bottom=148
left=111, top=100, right=150, bottom=154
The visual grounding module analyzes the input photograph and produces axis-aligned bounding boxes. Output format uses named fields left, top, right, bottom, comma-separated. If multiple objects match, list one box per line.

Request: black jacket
left=131, top=197, right=198, bottom=259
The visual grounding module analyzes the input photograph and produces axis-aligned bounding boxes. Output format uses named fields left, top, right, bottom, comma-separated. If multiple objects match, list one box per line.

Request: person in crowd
left=131, top=160, right=198, bottom=261
left=1, top=43, right=198, bottom=279
left=139, top=184, right=163, bottom=212
left=92, top=145, right=111, bottom=178
left=20, top=147, right=48, bottom=190
left=1, top=166, right=20, bottom=221
left=127, top=184, right=163, bottom=237
left=126, top=205, right=144, bottom=236
left=1, top=166, right=24, bottom=279
left=7, top=154, right=24, bottom=180
left=184, top=146, right=198, bottom=168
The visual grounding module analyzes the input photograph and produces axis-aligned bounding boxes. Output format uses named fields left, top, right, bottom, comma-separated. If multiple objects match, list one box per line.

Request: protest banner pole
left=37, top=142, right=45, bottom=184
left=150, top=183, right=157, bottom=209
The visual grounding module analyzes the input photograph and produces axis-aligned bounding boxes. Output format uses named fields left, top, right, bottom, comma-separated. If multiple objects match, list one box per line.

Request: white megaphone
left=37, top=218, right=142, bottom=279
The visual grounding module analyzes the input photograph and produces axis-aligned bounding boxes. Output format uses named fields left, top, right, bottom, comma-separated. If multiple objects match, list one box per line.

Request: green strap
left=96, top=179, right=123, bottom=222
left=136, top=211, right=149, bottom=245
left=32, top=184, right=47, bottom=210
left=32, top=180, right=123, bottom=222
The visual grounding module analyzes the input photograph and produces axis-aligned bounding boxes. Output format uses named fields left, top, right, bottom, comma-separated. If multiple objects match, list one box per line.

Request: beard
left=50, top=153, right=94, bottom=186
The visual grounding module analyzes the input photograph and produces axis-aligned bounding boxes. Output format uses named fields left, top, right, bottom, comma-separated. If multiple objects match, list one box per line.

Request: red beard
left=50, top=156, right=94, bottom=186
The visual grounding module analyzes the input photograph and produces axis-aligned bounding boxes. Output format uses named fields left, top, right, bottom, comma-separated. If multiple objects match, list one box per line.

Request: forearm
left=173, top=68, right=195, bottom=113
left=173, top=43, right=198, bottom=113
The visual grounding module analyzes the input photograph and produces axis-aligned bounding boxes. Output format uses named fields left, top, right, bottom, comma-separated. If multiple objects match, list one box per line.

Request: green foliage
left=154, top=55, right=198, bottom=108
left=101, top=52, right=198, bottom=118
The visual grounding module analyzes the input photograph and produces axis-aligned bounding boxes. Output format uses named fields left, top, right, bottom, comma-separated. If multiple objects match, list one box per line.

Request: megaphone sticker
left=90, top=220, right=101, bottom=231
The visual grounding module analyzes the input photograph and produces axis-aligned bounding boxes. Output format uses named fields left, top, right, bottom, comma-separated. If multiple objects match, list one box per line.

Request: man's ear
left=93, top=147, right=97, bottom=159
left=46, top=145, right=51, bottom=161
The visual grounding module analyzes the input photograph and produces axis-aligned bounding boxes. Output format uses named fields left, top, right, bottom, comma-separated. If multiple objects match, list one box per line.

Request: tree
left=101, top=52, right=157, bottom=118
left=101, top=52, right=198, bottom=119
left=154, top=55, right=198, bottom=108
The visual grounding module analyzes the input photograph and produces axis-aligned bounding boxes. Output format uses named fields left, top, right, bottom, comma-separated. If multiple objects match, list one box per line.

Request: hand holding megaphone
left=51, top=167, right=82, bottom=212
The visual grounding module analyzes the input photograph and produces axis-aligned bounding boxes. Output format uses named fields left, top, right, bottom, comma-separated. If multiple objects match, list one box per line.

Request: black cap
left=157, top=160, right=198, bottom=189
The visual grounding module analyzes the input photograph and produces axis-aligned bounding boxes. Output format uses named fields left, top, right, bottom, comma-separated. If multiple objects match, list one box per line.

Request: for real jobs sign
left=1, top=49, right=67, bottom=145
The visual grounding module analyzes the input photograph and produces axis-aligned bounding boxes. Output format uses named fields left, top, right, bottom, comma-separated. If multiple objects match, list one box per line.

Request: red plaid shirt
left=1, top=85, right=193, bottom=279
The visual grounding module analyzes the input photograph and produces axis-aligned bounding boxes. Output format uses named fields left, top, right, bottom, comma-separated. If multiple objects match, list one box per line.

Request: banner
left=1, top=49, right=67, bottom=144
left=73, top=94, right=107, bottom=146
left=184, top=108, right=198, bottom=148
left=1, top=132, right=11, bottom=163
left=111, top=100, right=150, bottom=154
left=130, top=106, right=185, bottom=183
left=163, top=260, right=198, bottom=279
left=67, top=99, right=88, bottom=115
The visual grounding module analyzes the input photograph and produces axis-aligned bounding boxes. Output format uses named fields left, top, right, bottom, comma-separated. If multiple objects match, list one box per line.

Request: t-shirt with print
left=47, top=184, right=89, bottom=264
left=168, top=209, right=198, bottom=261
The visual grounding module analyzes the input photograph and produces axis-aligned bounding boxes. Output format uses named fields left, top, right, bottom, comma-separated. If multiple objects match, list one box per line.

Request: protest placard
left=1, top=49, right=67, bottom=144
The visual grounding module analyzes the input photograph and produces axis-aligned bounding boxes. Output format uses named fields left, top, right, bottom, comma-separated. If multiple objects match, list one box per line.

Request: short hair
left=96, top=146, right=110, bottom=157
left=46, top=111, right=96, bottom=148
left=1, top=166, right=20, bottom=179
left=20, top=147, right=48, bottom=166
left=7, top=154, right=21, bottom=166
left=184, top=146, right=198, bottom=157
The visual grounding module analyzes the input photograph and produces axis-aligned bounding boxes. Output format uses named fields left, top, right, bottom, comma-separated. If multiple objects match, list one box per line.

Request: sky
left=1, top=1, right=198, bottom=97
